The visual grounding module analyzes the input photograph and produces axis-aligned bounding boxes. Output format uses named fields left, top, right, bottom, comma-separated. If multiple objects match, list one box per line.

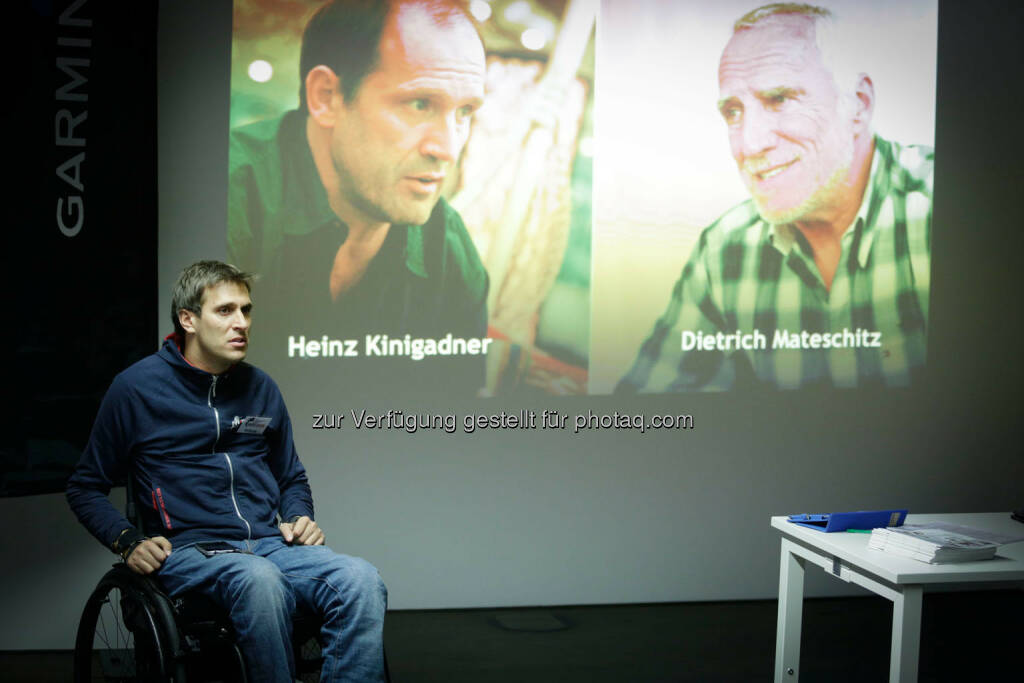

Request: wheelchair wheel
left=74, top=564, right=185, bottom=682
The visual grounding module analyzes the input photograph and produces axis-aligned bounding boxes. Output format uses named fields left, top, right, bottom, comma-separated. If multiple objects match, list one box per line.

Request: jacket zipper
left=208, top=375, right=252, bottom=541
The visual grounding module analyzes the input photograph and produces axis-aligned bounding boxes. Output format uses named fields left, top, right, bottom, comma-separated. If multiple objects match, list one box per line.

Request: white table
left=771, top=512, right=1024, bottom=683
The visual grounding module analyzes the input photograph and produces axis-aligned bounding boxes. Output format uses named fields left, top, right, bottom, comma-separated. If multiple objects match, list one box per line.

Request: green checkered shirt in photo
left=616, top=136, right=932, bottom=392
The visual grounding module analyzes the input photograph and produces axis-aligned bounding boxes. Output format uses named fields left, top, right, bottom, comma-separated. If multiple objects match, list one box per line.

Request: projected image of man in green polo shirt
left=228, top=0, right=489, bottom=394
left=617, top=3, right=932, bottom=392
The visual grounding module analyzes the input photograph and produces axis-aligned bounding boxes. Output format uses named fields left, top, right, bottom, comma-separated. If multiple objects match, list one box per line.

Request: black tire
left=74, top=564, right=185, bottom=682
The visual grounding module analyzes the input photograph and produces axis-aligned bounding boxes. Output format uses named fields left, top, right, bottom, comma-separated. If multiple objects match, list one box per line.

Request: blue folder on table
left=787, top=509, right=907, bottom=532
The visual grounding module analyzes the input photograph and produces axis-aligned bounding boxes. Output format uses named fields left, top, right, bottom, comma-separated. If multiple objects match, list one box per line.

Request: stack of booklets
left=868, top=523, right=1002, bottom=564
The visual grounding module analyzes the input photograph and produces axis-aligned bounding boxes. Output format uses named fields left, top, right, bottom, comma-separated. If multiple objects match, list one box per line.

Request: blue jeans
left=157, top=536, right=387, bottom=682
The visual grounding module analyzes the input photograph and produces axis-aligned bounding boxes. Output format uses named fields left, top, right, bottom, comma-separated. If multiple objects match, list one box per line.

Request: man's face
left=717, top=15, right=854, bottom=224
left=328, top=4, right=486, bottom=227
left=182, top=281, right=252, bottom=374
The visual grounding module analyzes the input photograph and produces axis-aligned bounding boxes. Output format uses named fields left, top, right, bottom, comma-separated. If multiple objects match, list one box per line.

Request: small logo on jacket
left=232, top=416, right=272, bottom=434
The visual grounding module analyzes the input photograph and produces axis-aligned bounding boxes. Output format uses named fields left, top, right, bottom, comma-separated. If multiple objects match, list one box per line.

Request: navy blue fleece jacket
left=67, top=337, right=314, bottom=550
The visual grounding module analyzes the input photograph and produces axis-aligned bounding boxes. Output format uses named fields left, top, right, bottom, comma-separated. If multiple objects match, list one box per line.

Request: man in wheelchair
left=67, top=260, right=387, bottom=682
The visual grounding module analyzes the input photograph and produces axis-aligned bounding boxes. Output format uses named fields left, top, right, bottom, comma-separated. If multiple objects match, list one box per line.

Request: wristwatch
left=112, top=527, right=147, bottom=560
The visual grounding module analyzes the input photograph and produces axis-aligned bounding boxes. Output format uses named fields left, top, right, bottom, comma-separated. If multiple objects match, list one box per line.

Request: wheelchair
left=73, top=483, right=325, bottom=682
left=73, top=560, right=325, bottom=683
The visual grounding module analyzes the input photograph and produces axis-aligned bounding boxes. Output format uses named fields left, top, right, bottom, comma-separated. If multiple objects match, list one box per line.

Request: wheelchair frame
left=72, top=479, right=324, bottom=683
left=74, top=560, right=325, bottom=682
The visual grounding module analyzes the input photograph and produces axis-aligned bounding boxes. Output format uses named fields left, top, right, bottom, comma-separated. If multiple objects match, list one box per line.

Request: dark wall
left=6, top=0, right=158, bottom=497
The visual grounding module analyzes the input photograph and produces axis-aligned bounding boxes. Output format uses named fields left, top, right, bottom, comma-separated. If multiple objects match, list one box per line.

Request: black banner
left=5, top=0, right=158, bottom=497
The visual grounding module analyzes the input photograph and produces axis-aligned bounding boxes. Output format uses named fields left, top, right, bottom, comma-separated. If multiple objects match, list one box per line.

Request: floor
left=4, top=590, right=1019, bottom=682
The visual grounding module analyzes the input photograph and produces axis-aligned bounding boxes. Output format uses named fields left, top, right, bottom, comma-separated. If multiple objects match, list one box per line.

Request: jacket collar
left=157, top=334, right=244, bottom=386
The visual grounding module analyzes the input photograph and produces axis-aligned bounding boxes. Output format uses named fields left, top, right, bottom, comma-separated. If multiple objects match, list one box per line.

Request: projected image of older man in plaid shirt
left=617, top=3, right=931, bottom=392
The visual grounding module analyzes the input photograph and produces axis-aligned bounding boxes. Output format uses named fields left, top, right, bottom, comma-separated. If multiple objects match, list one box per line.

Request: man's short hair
left=729, top=3, right=862, bottom=104
left=733, top=2, right=831, bottom=32
left=298, top=0, right=477, bottom=110
left=171, top=261, right=254, bottom=337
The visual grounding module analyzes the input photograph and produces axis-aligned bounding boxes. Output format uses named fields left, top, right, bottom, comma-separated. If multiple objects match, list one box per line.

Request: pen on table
left=846, top=529, right=872, bottom=533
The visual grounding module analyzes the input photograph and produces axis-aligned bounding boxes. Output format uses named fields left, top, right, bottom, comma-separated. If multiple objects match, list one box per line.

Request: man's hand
left=280, top=516, right=325, bottom=546
left=125, top=536, right=172, bottom=575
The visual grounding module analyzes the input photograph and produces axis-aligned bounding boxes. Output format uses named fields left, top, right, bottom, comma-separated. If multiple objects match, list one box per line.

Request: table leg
left=775, top=538, right=805, bottom=682
left=889, top=585, right=922, bottom=683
